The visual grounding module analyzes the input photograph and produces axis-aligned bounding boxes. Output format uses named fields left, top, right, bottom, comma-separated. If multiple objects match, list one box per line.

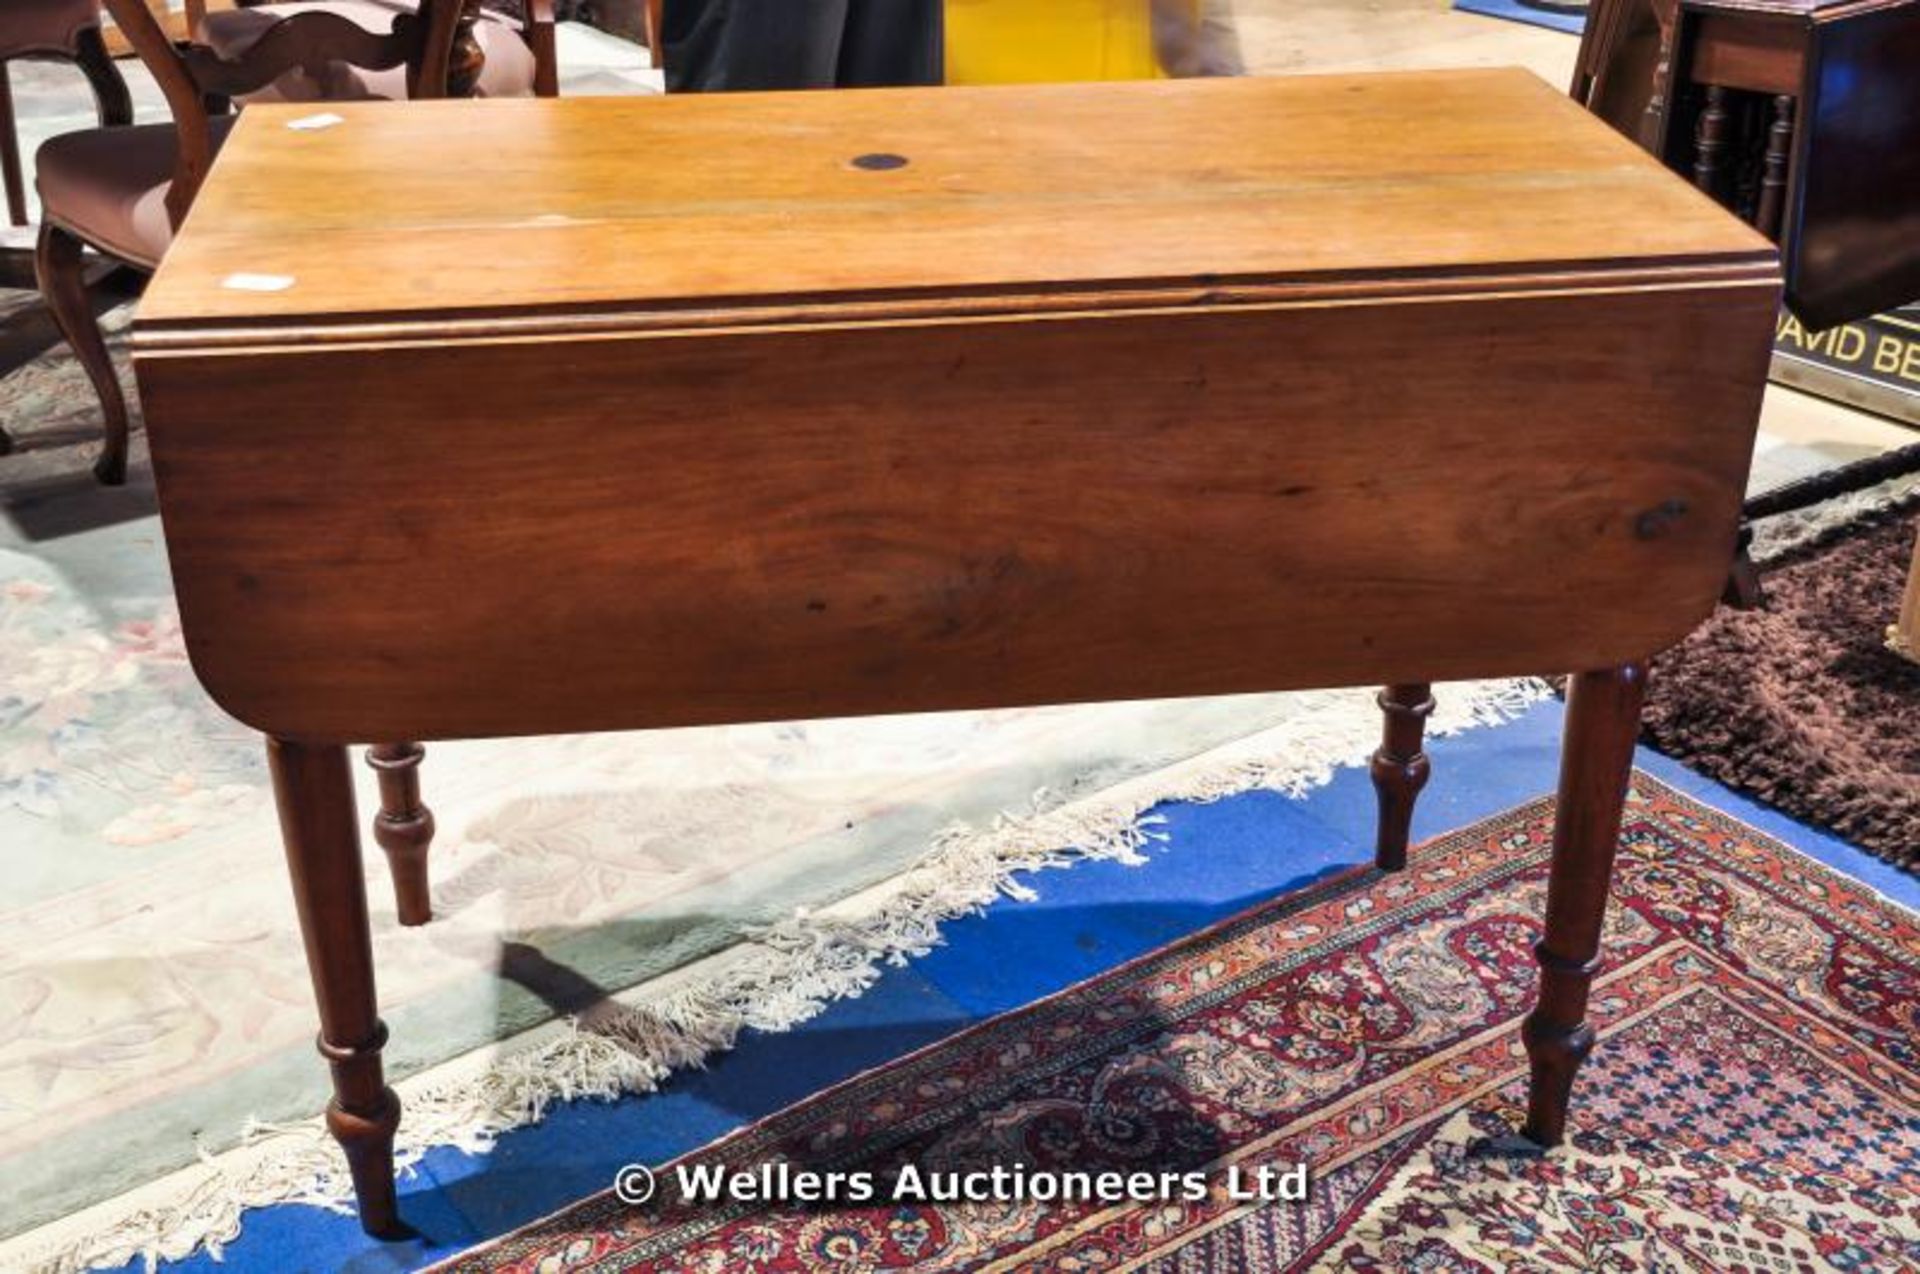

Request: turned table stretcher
left=131, top=69, right=1779, bottom=1232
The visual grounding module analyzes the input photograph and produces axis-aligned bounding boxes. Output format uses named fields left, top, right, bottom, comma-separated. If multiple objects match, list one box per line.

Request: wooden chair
left=198, top=0, right=558, bottom=101
left=0, top=1, right=133, bottom=460
left=1, top=0, right=132, bottom=230
left=1570, top=0, right=1668, bottom=149
left=33, top=0, right=465, bottom=483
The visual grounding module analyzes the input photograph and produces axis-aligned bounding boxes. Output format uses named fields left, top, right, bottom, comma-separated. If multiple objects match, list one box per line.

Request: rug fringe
left=6, top=678, right=1548, bottom=1274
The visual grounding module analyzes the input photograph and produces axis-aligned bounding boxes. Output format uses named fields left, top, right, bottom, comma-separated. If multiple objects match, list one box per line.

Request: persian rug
left=1644, top=501, right=1920, bottom=871
left=437, top=775, right=1920, bottom=1273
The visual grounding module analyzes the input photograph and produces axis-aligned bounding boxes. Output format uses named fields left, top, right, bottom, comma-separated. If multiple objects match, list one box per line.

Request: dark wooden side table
left=131, top=70, right=1778, bottom=1234
left=1574, top=0, right=1920, bottom=330
left=1573, top=0, right=1920, bottom=605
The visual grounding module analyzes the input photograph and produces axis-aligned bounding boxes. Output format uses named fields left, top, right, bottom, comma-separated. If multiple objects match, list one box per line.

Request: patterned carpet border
left=433, top=773, right=1920, bottom=1273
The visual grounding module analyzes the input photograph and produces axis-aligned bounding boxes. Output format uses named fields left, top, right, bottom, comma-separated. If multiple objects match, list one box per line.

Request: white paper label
left=221, top=273, right=297, bottom=293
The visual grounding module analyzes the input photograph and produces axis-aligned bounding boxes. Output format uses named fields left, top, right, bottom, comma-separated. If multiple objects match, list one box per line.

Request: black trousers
left=663, top=0, right=944, bottom=91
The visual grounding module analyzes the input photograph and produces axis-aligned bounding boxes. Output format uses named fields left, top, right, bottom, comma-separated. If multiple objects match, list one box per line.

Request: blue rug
left=1454, top=0, right=1586, bottom=35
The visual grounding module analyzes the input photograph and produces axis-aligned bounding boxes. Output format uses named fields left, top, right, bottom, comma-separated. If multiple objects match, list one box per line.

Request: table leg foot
left=368, top=742, right=434, bottom=926
left=269, top=737, right=404, bottom=1235
left=1520, top=661, right=1646, bottom=1148
left=1371, top=682, right=1434, bottom=872
left=326, top=1083, right=403, bottom=1237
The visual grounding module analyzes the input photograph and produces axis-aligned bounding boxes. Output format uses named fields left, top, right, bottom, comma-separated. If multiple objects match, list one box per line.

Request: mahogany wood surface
left=141, top=281, right=1777, bottom=742
left=1689, top=11, right=1803, bottom=92
left=135, top=72, right=1778, bottom=745
left=137, top=71, right=1770, bottom=332
left=131, top=72, right=1781, bottom=1233
left=0, top=64, right=18, bottom=229
left=1786, top=5, right=1920, bottom=328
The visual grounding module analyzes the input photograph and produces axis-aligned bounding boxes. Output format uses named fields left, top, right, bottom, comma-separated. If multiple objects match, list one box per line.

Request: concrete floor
left=1237, top=0, right=1577, bottom=79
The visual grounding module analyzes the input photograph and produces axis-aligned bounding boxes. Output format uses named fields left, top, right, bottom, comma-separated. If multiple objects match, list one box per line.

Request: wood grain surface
left=134, top=70, right=1779, bottom=743
left=139, top=281, right=1778, bottom=741
left=137, top=69, right=1772, bottom=336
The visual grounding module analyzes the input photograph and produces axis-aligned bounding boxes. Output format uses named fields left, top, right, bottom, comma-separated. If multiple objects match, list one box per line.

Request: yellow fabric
left=945, top=0, right=1164, bottom=84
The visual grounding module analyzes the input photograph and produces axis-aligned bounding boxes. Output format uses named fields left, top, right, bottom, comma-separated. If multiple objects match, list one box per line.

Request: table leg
left=1371, top=682, right=1434, bottom=872
left=1521, top=661, right=1646, bottom=1147
left=367, top=742, right=435, bottom=926
left=269, top=738, right=403, bottom=1236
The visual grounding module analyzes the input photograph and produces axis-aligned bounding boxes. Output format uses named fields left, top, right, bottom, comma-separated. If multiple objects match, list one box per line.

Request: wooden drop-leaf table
left=131, top=70, right=1780, bottom=1233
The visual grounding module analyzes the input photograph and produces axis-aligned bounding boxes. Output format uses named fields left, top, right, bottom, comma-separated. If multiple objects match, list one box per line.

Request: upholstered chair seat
left=199, top=0, right=537, bottom=101
left=36, top=116, right=237, bottom=267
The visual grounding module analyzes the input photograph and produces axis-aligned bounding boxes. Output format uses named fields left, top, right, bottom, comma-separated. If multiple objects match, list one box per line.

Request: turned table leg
left=1521, top=661, right=1647, bottom=1148
left=1371, top=682, right=1434, bottom=872
left=367, top=742, right=434, bottom=926
left=269, top=738, right=404, bottom=1236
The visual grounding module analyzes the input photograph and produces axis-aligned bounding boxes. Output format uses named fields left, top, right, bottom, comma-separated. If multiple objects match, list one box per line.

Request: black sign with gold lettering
left=1774, top=306, right=1920, bottom=425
